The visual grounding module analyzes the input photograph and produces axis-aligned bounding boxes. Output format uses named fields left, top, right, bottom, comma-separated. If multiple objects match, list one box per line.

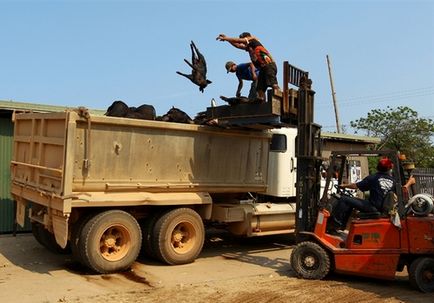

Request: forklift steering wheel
left=334, top=184, right=353, bottom=197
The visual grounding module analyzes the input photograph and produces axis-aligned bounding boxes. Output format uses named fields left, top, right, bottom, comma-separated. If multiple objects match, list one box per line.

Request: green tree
left=351, top=106, right=434, bottom=168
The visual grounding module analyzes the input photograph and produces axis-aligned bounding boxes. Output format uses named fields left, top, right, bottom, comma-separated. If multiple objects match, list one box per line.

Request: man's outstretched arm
left=216, top=34, right=247, bottom=49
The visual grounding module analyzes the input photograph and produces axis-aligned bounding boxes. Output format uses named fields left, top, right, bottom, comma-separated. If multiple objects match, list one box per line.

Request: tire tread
left=152, top=208, right=204, bottom=265
left=409, top=257, right=434, bottom=293
left=290, top=241, right=331, bottom=280
left=80, top=210, right=142, bottom=273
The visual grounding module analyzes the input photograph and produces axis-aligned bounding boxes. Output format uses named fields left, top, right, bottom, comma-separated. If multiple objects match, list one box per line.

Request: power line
left=321, top=115, right=434, bottom=130
left=317, top=86, right=434, bottom=107
left=341, top=90, right=434, bottom=107
left=322, top=125, right=350, bottom=130
left=339, top=86, right=434, bottom=102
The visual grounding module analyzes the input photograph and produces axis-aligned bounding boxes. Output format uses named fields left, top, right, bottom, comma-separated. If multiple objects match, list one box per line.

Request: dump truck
left=10, top=107, right=299, bottom=273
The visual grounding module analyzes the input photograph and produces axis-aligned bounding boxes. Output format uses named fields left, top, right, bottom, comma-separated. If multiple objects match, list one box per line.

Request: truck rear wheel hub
left=99, top=226, right=131, bottom=261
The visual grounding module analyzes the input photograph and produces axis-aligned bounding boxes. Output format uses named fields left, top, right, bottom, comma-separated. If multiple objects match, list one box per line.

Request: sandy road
left=0, top=231, right=432, bottom=303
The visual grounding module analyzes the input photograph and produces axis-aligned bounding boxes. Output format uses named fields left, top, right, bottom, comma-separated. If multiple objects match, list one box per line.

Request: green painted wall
left=0, top=116, right=31, bottom=233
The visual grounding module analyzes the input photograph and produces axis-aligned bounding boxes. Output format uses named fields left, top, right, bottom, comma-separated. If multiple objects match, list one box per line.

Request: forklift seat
left=357, top=211, right=382, bottom=219
left=357, top=192, right=397, bottom=220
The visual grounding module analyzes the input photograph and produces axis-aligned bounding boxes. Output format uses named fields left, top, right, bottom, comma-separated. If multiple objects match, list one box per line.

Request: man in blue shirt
left=328, top=158, right=415, bottom=233
left=225, top=61, right=259, bottom=100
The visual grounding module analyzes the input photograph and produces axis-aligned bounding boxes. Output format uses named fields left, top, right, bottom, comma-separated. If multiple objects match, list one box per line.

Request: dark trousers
left=331, top=196, right=378, bottom=230
left=248, top=80, right=258, bottom=100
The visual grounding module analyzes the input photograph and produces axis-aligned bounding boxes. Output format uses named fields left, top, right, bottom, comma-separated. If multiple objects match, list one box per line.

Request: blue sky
left=1, top=0, right=433, bottom=133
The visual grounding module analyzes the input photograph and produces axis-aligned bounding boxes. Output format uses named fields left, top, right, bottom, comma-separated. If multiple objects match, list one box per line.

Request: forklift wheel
left=409, top=257, right=434, bottom=293
left=290, top=241, right=330, bottom=280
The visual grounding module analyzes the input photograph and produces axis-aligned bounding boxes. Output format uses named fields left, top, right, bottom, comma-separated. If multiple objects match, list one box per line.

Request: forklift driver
left=328, top=158, right=416, bottom=234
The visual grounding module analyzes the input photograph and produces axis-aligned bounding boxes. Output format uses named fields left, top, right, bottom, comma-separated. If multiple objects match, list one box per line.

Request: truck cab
left=266, top=127, right=297, bottom=198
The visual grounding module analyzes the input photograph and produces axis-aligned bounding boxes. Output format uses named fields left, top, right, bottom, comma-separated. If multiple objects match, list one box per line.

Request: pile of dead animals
left=105, top=100, right=209, bottom=125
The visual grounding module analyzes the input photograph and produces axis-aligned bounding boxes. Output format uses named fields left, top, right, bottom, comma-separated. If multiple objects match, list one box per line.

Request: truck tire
left=152, top=208, right=205, bottom=265
left=140, top=211, right=164, bottom=259
left=290, top=241, right=331, bottom=280
left=70, top=212, right=96, bottom=267
left=79, top=210, right=142, bottom=274
left=409, top=257, right=434, bottom=293
left=32, top=222, right=45, bottom=247
left=32, top=222, right=71, bottom=254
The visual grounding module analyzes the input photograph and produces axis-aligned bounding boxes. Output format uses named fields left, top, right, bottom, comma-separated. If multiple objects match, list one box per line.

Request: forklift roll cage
left=319, top=150, right=406, bottom=220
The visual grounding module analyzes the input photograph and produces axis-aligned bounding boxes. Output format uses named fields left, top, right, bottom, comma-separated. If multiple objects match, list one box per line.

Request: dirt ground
left=0, top=231, right=432, bottom=303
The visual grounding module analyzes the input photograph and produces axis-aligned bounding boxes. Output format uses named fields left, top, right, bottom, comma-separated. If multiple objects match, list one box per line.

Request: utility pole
left=326, top=55, right=341, bottom=133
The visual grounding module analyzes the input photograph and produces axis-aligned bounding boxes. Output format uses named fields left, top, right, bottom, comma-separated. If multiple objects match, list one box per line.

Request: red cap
left=377, top=158, right=393, bottom=171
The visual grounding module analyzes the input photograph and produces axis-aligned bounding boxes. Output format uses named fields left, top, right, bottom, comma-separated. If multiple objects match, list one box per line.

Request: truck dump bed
left=11, top=110, right=270, bottom=209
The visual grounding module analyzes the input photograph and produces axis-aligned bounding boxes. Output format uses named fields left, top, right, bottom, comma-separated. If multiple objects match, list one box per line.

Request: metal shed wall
left=0, top=116, right=31, bottom=233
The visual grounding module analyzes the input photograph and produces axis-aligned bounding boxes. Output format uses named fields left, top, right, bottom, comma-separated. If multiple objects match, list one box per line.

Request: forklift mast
left=285, top=64, right=322, bottom=234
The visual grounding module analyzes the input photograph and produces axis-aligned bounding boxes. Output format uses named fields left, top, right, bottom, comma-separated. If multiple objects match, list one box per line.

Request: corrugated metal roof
left=0, top=99, right=105, bottom=115
left=322, top=131, right=381, bottom=144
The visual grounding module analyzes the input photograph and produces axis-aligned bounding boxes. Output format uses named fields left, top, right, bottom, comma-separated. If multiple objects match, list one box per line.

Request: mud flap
left=16, top=199, right=27, bottom=227
left=52, top=215, right=69, bottom=249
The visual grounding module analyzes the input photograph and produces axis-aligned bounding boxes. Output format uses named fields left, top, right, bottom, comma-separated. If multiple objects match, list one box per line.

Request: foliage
left=351, top=106, right=434, bottom=168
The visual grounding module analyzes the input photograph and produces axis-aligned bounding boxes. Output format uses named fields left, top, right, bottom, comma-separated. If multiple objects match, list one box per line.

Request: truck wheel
left=290, top=241, right=330, bottom=280
left=70, top=212, right=96, bottom=266
left=409, top=257, right=434, bottom=293
left=140, top=212, right=164, bottom=259
left=152, top=208, right=205, bottom=265
left=32, top=222, right=45, bottom=247
left=79, top=210, right=142, bottom=274
left=32, top=222, right=71, bottom=254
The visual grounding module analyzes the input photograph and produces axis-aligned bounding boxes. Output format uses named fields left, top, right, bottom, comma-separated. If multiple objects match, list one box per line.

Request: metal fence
left=412, top=168, right=434, bottom=196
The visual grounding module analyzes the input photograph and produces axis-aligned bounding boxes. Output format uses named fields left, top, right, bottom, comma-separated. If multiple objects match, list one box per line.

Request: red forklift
left=289, top=70, right=434, bottom=292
